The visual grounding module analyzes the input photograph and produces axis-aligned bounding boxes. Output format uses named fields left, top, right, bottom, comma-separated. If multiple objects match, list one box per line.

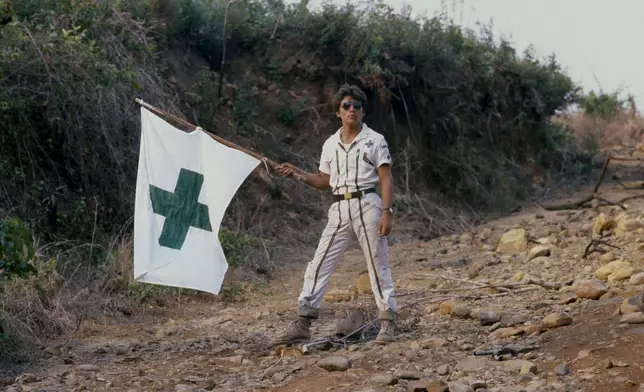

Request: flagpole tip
left=135, top=98, right=144, bottom=105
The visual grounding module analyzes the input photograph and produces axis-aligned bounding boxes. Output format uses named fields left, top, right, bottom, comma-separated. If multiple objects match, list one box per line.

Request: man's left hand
left=378, top=211, right=392, bottom=237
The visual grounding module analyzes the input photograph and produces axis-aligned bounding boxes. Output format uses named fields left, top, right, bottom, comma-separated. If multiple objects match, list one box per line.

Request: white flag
left=133, top=107, right=260, bottom=294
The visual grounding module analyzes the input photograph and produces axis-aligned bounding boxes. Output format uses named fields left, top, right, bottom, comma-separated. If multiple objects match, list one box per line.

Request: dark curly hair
left=331, top=84, right=367, bottom=112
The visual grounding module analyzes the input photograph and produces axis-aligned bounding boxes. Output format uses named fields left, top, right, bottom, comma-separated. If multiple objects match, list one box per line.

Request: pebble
left=479, top=310, right=500, bottom=326
left=527, top=245, right=551, bottom=260
left=448, top=381, right=475, bottom=392
left=621, top=312, right=644, bottom=324
left=572, top=279, right=607, bottom=300
left=407, top=378, right=449, bottom=392
left=470, top=380, right=488, bottom=389
left=373, top=373, right=398, bottom=386
left=554, top=363, right=570, bottom=375
left=436, top=364, right=450, bottom=375
left=394, top=369, right=424, bottom=380
left=542, top=313, right=573, bottom=328
left=77, top=364, right=100, bottom=372
left=520, top=362, right=537, bottom=375
left=317, top=356, right=351, bottom=371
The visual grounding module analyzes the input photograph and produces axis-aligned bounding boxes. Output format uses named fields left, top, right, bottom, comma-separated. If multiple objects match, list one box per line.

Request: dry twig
left=582, top=238, right=620, bottom=259
left=413, top=273, right=561, bottom=291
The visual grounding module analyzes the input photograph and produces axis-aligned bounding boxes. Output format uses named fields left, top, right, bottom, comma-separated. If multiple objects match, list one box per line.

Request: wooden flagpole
left=134, top=98, right=277, bottom=168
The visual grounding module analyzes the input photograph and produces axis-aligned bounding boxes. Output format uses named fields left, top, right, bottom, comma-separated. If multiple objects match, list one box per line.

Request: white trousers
left=297, top=193, right=397, bottom=320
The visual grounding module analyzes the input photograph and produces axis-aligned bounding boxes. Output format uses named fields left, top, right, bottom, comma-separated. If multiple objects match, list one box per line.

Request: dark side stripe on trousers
left=354, top=150, right=384, bottom=300
left=310, top=149, right=343, bottom=294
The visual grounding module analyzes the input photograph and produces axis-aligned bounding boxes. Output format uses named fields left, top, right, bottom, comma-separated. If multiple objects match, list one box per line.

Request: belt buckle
left=343, top=193, right=352, bottom=200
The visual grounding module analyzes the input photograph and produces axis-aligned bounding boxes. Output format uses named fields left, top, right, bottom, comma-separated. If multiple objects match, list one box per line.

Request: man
left=273, top=84, right=397, bottom=345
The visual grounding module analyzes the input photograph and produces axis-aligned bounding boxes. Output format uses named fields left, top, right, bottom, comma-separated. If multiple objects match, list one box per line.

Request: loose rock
left=373, top=373, right=398, bottom=386
left=520, top=362, right=537, bottom=375
left=542, top=313, right=573, bottom=329
left=630, top=272, right=644, bottom=286
left=527, top=245, right=551, bottom=261
left=593, top=213, right=615, bottom=236
left=317, top=356, right=351, bottom=371
left=599, top=251, right=616, bottom=264
left=496, top=229, right=528, bottom=254
left=620, top=312, right=644, bottom=324
left=77, top=364, right=100, bottom=372
left=478, top=310, right=501, bottom=326
left=621, top=293, right=644, bottom=314
left=407, top=379, right=449, bottom=392
left=394, top=369, right=424, bottom=380
left=554, top=363, right=570, bottom=375
left=492, top=327, right=524, bottom=338
left=470, top=380, right=487, bottom=389
left=436, top=364, right=450, bottom=375
left=595, top=260, right=633, bottom=281
left=572, top=279, right=607, bottom=300
left=448, top=381, right=474, bottom=392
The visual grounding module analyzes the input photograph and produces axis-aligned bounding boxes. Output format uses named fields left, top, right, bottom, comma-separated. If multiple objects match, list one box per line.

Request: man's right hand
left=275, top=163, right=299, bottom=177
left=275, top=163, right=330, bottom=190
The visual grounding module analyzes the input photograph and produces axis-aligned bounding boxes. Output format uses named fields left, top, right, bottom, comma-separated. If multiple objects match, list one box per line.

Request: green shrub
left=219, top=227, right=262, bottom=267
left=0, top=218, right=37, bottom=280
left=579, top=90, right=624, bottom=119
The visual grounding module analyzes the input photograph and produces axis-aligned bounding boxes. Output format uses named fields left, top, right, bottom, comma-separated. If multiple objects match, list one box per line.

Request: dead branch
left=610, top=155, right=644, bottom=162
left=594, top=196, right=627, bottom=210
left=617, top=193, right=644, bottom=204
left=399, top=287, right=538, bottom=310
left=413, top=272, right=560, bottom=292
left=270, top=14, right=284, bottom=40
left=415, top=272, right=513, bottom=293
left=542, top=152, right=644, bottom=211
left=583, top=238, right=620, bottom=259
left=540, top=152, right=611, bottom=211
left=519, top=276, right=562, bottom=290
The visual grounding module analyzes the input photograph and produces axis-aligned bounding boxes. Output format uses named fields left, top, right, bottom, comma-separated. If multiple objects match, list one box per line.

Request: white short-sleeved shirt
left=318, top=123, right=392, bottom=195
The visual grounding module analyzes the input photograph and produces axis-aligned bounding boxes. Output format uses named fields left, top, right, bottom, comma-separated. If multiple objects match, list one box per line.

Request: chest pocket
left=361, top=149, right=375, bottom=168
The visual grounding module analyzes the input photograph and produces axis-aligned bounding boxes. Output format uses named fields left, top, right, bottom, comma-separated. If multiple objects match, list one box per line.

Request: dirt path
left=4, top=154, right=644, bottom=392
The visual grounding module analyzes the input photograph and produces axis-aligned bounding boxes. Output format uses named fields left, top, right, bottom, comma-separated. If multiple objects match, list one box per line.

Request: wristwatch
left=383, top=206, right=394, bottom=214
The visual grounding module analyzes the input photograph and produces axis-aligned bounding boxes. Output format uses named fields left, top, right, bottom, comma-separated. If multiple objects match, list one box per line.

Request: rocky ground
left=4, top=157, right=644, bottom=392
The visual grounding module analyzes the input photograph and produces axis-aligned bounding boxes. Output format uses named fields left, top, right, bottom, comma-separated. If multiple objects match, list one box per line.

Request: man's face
left=336, top=95, right=363, bottom=127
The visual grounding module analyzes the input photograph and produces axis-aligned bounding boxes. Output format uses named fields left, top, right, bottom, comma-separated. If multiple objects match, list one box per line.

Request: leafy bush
left=0, top=218, right=37, bottom=280
left=579, top=90, right=624, bottom=119
left=0, top=0, right=168, bottom=239
left=219, top=227, right=262, bottom=267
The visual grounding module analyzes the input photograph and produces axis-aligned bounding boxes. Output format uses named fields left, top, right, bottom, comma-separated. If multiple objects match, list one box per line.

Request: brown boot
left=375, top=319, right=395, bottom=344
left=271, top=317, right=312, bottom=346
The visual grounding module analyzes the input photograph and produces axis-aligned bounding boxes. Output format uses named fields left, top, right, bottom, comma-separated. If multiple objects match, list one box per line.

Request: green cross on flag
left=133, top=107, right=260, bottom=295
left=149, top=168, right=212, bottom=250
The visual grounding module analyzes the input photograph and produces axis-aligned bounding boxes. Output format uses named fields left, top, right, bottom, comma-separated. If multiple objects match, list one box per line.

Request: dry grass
left=0, top=235, right=142, bottom=349
left=555, top=109, right=644, bottom=150
left=0, top=258, right=78, bottom=346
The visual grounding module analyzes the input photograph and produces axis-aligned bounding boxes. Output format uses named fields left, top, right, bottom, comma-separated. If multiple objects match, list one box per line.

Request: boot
left=271, top=316, right=312, bottom=346
left=375, top=319, right=394, bottom=344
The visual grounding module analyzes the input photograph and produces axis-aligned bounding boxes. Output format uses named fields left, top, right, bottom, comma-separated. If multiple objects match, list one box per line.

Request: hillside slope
left=1, top=0, right=594, bottom=236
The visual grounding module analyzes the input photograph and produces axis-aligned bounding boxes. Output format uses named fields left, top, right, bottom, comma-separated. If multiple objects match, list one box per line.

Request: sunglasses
left=341, top=100, right=362, bottom=110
